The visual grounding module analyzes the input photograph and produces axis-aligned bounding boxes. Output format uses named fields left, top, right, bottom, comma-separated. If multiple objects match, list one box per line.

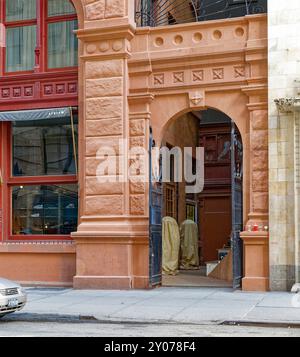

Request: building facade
left=0, top=0, right=280, bottom=291
left=269, top=0, right=300, bottom=291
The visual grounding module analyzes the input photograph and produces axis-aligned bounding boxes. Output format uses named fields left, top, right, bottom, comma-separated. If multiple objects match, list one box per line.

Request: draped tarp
left=162, top=216, right=180, bottom=275
left=180, top=219, right=199, bottom=270
left=0, top=107, right=71, bottom=122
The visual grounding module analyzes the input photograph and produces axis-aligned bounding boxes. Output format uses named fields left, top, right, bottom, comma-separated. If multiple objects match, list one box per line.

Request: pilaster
left=72, top=0, right=149, bottom=289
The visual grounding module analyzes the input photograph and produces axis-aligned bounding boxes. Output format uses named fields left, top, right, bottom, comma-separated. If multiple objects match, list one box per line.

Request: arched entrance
left=149, top=108, right=244, bottom=288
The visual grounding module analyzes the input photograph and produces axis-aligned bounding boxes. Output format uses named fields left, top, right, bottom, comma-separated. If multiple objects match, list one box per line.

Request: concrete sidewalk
left=8, top=287, right=300, bottom=325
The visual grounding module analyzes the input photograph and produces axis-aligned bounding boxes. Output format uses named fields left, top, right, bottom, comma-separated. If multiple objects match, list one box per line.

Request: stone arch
left=150, top=89, right=250, bottom=224
left=70, top=0, right=85, bottom=27
left=150, top=91, right=249, bottom=147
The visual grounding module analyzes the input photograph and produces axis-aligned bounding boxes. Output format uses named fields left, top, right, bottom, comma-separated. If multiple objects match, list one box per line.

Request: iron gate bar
left=135, top=0, right=267, bottom=27
left=231, top=120, right=243, bottom=289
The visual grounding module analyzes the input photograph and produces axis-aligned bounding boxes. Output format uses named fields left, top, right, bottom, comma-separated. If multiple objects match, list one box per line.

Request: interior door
left=149, top=130, right=162, bottom=287
left=231, top=121, right=243, bottom=288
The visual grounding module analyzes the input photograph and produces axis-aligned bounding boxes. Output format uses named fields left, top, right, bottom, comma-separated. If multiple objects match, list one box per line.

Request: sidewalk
left=9, top=287, right=300, bottom=325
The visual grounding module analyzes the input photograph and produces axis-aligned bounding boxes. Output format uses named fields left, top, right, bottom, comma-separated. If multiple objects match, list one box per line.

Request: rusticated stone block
left=129, top=136, right=146, bottom=149
left=251, top=110, right=268, bottom=130
left=130, top=181, right=146, bottom=194
left=86, top=178, right=124, bottom=195
left=86, top=0, right=105, bottom=20
left=86, top=118, right=123, bottom=136
left=86, top=97, right=122, bottom=119
left=85, top=195, right=123, bottom=215
left=253, top=150, right=268, bottom=171
left=105, top=0, right=125, bottom=18
left=251, top=130, right=268, bottom=150
left=86, top=137, right=121, bottom=156
left=86, top=157, right=124, bottom=176
left=129, top=156, right=147, bottom=176
left=130, top=195, right=145, bottom=215
left=130, top=119, right=145, bottom=137
left=252, top=170, right=268, bottom=192
left=253, top=192, right=269, bottom=212
left=86, top=60, right=123, bottom=79
left=86, top=78, right=123, bottom=98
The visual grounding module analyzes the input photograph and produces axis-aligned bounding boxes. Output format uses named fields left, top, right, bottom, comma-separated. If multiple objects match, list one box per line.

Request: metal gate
left=149, top=130, right=163, bottom=287
left=231, top=121, right=243, bottom=289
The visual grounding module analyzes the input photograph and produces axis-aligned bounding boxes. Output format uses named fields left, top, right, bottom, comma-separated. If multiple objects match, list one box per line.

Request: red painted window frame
left=0, top=0, right=77, bottom=75
left=0, top=0, right=78, bottom=242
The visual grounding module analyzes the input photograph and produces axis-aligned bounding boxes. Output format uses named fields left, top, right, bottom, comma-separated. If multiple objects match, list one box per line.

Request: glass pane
left=13, top=116, right=78, bottom=176
left=6, top=26, right=36, bottom=72
left=48, top=0, right=76, bottom=17
left=48, top=20, right=78, bottom=68
left=12, top=184, right=78, bottom=235
left=6, top=0, right=36, bottom=21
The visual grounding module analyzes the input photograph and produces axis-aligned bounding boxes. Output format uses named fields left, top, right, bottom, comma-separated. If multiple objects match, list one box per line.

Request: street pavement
left=1, top=320, right=300, bottom=337
left=2, top=287, right=300, bottom=326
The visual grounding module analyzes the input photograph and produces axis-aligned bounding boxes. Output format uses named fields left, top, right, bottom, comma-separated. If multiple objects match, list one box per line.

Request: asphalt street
left=0, top=319, right=300, bottom=337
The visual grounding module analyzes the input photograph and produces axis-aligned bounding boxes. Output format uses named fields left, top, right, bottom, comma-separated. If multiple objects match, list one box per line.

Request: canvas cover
left=162, top=216, right=180, bottom=275
left=180, top=219, right=199, bottom=270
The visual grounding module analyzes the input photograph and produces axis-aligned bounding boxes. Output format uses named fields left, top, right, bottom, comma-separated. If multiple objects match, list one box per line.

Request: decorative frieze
left=0, top=80, right=77, bottom=104
left=151, top=65, right=245, bottom=89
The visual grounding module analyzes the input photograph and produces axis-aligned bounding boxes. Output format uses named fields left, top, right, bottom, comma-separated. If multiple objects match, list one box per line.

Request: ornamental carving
left=274, top=98, right=297, bottom=113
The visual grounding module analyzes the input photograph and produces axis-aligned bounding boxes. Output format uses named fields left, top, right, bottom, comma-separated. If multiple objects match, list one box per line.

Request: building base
left=0, top=243, right=76, bottom=286
left=241, top=231, right=269, bottom=291
left=72, top=232, right=150, bottom=290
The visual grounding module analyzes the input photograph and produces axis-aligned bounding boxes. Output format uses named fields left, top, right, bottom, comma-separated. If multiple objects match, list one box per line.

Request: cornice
left=76, top=24, right=135, bottom=41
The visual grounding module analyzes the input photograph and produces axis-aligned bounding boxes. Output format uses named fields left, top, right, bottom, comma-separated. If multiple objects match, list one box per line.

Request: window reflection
left=13, top=117, right=78, bottom=177
left=12, top=184, right=78, bottom=235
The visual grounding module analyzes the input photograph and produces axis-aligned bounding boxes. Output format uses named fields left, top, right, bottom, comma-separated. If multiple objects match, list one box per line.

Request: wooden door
left=199, top=195, right=231, bottom=263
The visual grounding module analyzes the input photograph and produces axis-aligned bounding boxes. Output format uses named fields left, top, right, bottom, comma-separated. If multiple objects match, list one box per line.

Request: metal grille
left=135, top=0, right=267, bottom=27
left=0, top=288, right=19, bottom=296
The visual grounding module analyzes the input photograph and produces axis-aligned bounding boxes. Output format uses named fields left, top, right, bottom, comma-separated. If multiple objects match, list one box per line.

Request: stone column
left=72, top=0, right=149, bottom=289
left=239, top=14, right=269, bottom=291
left=240, top=105, right=269, bottom=291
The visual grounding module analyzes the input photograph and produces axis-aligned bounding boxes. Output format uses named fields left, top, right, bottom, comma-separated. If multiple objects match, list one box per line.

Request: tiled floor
left=162, top=269, right=232, bottom=288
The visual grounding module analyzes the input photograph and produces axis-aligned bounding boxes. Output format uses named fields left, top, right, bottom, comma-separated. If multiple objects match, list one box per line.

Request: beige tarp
left=180, top=219, right=199, bottom=270
left=162, top=216, right=180, bottom=275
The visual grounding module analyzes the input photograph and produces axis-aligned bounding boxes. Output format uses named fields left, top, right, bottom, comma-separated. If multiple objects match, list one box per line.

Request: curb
left=222, top=320, right=300, bottom=329
left=3, top=313, right=300, bottom=328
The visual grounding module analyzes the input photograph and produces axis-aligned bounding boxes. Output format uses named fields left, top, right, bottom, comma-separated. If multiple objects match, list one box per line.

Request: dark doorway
left=149, top=109, right=243, bottom=288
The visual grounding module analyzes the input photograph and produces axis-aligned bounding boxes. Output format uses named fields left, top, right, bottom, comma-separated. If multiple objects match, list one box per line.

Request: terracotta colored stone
left=105, top=0, right=125, bottom=18
left=253, top=192, right=269, bottom=212
left=130, top=181, right=146, bottom=194
left=253, top=150, right=268, bottom=171
left=86, top=0, right=105, bottom=20
left=251, top=110, right=268, bottom=130
left=86, top=60, right=123, bottom=79
left=86, top=78, right=123, bottom=98
left=85, top=195, right=123, bottom=215
left=130, top=119, right=145, bottom=136
left=251, top=130, right=268, bottom=150
left=86, top=178, right=124, bottom=195
left=86, top=118, right=123, bottom=136
left=252, top=170, right=268, bottom=192
left=0, top=1, right=269, bottom=292
left=130, top=195, right=145, bottom=215
left=86, top=157, right=124, bottom=176
left=86, top=137, right=121, bottom=157
left=86, top=97, right=123, bottom=119
left=129, top=136, right=146, bottom=149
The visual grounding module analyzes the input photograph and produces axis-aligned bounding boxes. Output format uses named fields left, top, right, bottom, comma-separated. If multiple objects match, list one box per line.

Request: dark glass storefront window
left=12, top=184, right=78, bottom=235
left=13, top=117, right=78, bottom=177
